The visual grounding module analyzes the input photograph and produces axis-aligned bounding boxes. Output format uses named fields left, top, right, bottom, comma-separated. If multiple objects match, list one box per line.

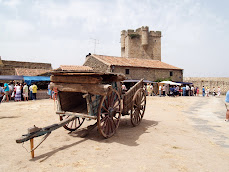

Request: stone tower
left=121, top=26, right=161, bottom=61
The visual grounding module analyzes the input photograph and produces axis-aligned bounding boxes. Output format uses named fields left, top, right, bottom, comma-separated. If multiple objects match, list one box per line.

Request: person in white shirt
left=159, top=85, right=162, bottom=97
left=150, top=84, right=153, bottom=96
left=29, top=85, right=33, bottom=100
left=186, top=85, right=190, bottom=96
left=217, top=87, right=221, bottom=97
left=191, top=85, right=194, bottom=96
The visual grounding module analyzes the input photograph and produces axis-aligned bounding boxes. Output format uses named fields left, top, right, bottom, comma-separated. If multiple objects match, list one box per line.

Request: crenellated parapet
left=120, top=26, right=162, bottom=61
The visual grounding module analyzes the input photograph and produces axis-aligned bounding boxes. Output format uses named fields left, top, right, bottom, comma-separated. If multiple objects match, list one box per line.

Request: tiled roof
left=91, top=54, right=182, bottom=70
left=15, top=68, right=51, bottom=76
left=57, top=65, right=93, bottom=71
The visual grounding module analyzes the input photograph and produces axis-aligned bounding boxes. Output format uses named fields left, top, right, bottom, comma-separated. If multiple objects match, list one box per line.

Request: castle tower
left=120, top=26, right=161, bottom=61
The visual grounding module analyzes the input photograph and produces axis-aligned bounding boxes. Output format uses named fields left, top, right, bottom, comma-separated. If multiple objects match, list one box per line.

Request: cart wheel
left=131, top=88, right=146, bottom=126
left=60, top=116, right=85, bottom=132
left=97, top=88, right=121, bottom=138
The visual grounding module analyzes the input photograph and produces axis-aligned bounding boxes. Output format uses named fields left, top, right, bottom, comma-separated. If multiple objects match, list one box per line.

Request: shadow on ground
left=30, top=118, right=158, bottom=162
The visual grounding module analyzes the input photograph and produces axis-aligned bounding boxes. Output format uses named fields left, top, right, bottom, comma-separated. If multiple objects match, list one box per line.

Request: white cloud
left=0, top=0, right=228, bottom=76
left=2, top=0, right=20, bottom=7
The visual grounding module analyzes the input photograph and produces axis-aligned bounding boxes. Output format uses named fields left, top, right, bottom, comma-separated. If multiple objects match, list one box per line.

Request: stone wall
left=184, top=77, right=229, bottom=95
left=0, top=60, right=52, bottom=75
left=83, top=56, right=110, bottom=73
left=114, top=66, right=183, bottom=82
left=84, top=56, right=183, bottom=82
left=121, top=26, right=161, bottom=61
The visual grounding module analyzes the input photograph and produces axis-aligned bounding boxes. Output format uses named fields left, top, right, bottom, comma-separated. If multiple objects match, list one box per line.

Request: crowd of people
left=142, top=83, right=222, bottom=98
left=0, top=82, right=38, bottom=103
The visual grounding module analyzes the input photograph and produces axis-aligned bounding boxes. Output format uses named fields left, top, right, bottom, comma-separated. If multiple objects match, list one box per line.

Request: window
left=170, top=71, right=173, bottom=76
left=125, top=69, right=130, bottom=75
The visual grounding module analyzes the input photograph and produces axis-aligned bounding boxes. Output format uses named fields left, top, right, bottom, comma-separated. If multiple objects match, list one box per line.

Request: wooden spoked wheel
left=131, top=88, right=146, bottom=126
left=60, top=116, right=85, bottom=132
left=97, top=89, right=121, bottom=138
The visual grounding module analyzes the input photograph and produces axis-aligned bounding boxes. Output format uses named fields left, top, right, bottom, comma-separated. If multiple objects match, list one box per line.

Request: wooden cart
left=16, top=71, right=146, bottom=157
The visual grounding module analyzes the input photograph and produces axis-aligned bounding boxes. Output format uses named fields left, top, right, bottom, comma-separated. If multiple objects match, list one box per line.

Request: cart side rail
left=122, top=79, right=144, bottom=114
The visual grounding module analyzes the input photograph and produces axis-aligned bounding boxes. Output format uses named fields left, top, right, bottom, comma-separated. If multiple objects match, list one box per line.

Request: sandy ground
left=0, top=96, right=229, bottom=172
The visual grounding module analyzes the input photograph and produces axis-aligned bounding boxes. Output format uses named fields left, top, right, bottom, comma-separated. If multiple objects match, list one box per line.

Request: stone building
left=121, top=26, right=161, bottom=61
left=84, top=54, right=183, bottom=81
left=0, top=56, right=52, bottom=75
left=84, top=26, right=183, bottom=82
left=184, top=77, right=229, bottom=95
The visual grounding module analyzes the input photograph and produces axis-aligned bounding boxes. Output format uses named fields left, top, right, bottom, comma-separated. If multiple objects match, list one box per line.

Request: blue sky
left=0, top=0, right=228, bottom=77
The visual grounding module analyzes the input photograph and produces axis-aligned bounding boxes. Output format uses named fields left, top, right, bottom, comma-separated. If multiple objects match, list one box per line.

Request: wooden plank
left=51, top=75, right=102, bottom=84
left=56, top=111, right=97, bottom=119
left=50, top=82, right=112, bottom=96
left=51, top=72, right=125, bottom=82
left=122, top=79, right=143, bottom=112
left=52, top=72, right=102, bottom=76
left=16, top=115, right=78, bottom=143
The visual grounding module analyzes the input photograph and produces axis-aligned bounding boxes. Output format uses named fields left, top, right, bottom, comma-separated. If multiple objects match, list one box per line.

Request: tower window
left=170, top=71, right=173, bottom=76
left=125, top=69, right=130, bottom=75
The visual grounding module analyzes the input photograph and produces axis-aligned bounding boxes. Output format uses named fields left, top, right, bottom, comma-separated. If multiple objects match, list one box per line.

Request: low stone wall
left=184, top=77, right=229, bottom=95
left=28, top=90, right=49, bottom=99
left=36, top=90, right=50, bottom=99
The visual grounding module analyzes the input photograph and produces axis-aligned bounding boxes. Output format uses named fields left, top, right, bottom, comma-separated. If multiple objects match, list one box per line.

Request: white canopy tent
left=160, top=81, right=181, bottom=86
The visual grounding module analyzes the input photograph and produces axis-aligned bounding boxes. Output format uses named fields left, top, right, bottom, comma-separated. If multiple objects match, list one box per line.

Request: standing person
left=196, top=87, right=199, bottom=96
left=191, top=85, right=194, bottom=96
left=8, top=83, right=13, bottom=100
left=0, top=83, right=5, bottom=103
left=32, top=83, right=38, bottom=100
left=165, top=85, right=169, bottom=96
left=179, top=86, right=183, bottom=96
left=205, top=87, right=209, bottom=97
left=217, top=86, right=221, bottom=97
left=20, top=83, right=24, bottom=101
left=23, top=83, right=29, bottom=101
left=3, top=82, right=9, bottom=102
left=146, top=83, right=150, bottom=96
left=150, top=83, right=153, bottom=96
left=202, top=86, right=205, bottom=97
left=186, top=85, right=190, bottom=96
left=121, top=82, right=127, bottom=94
left=182, top=85, right=186, bottom=96
left=225, top=90, right=229, bottom=122
left=213, top=87, right=216, bottom=96
left=175, top=85, right=179, bottom=96
left=194, top=86, right=196, bottom=96
left=159, top=84, right=162, bottom=97
left=162, top=85, right=165, bottom=96
left=14, top=83, right=21, bottom=101
left=29, top=84, right=33, bottom=100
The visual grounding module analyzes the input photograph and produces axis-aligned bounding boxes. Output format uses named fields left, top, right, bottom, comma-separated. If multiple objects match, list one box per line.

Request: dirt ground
left=0, top=96, right=229, bottom=172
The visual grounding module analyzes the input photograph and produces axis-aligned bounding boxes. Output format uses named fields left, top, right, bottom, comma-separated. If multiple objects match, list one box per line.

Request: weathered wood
left=50, top=82, right=112, bottom=96
left=56, top=111, right=97, bottom=119
left=122, top=79, right=144, bottom=114
left=30, top=139, right=34, bottom=158
left=51, top=72, right=125, bottom=82
left=58, top=92, right=87, bottom=113
left=16, top=115, right=77, bottom=143
left=51, top=75, right=102, bottom=84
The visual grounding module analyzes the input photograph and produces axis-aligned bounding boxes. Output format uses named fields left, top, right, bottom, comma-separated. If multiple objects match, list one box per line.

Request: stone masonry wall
left=1, top=60, right=52, bottom=75
left=184, top=77, right=229, bottom=95
left=121, top=26, right=161, bottom=61
left=83, top=56, right=110, bottom=73
left=114, top=66, right=183, bottom=82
